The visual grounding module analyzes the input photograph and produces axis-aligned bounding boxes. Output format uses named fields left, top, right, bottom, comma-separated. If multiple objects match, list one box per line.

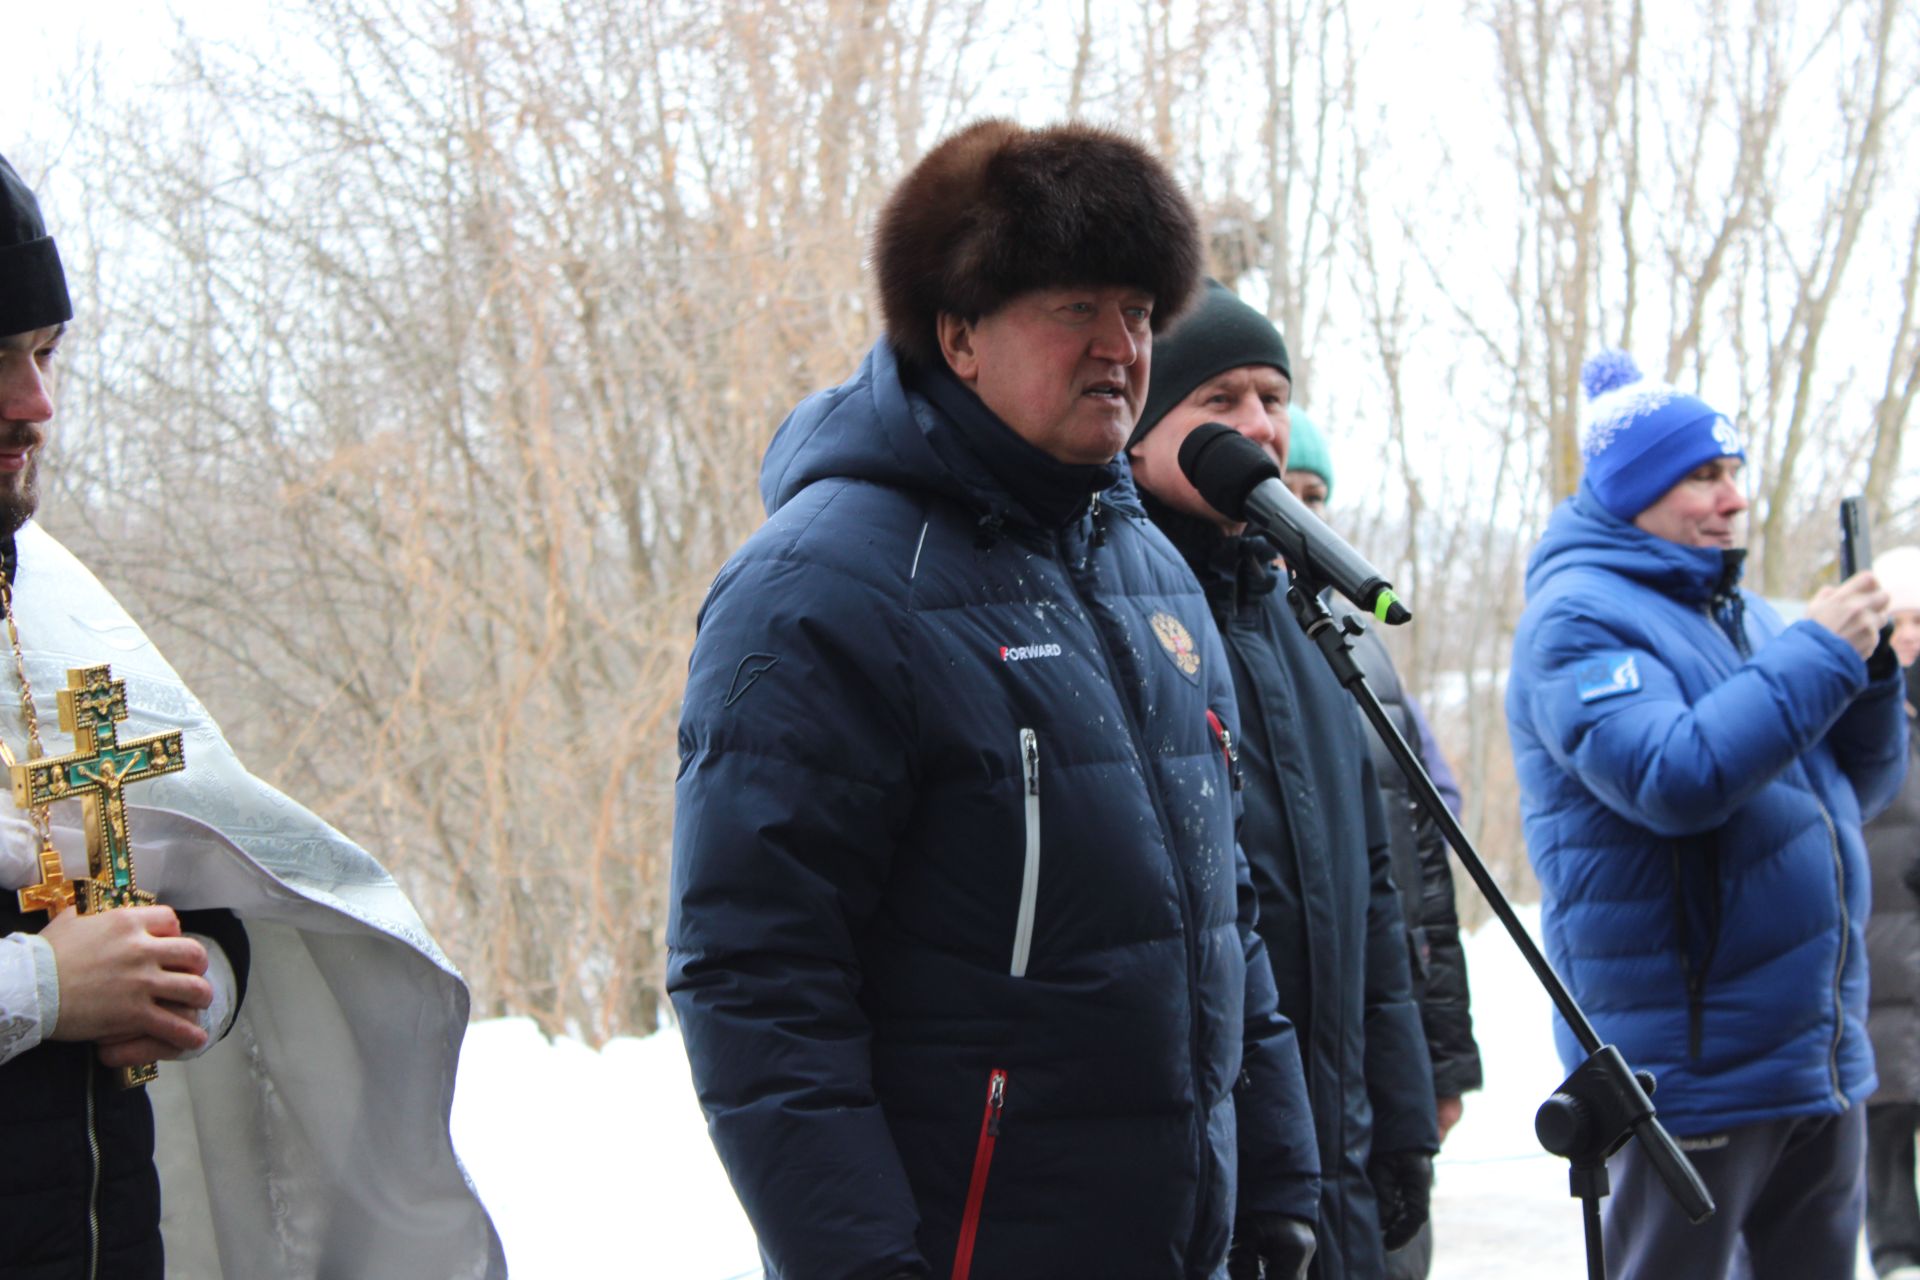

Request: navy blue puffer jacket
left=0, top=900, right=249, bottom=1280
left=668, top=341, right=1320, bottom=1280
left=1507, top=486, right=1907, bottom=1135
left=1152, top=518, right=1436, bottom=1280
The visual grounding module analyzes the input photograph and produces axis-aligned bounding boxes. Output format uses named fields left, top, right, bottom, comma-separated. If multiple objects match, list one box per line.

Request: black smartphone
left=1840, top=495, right=1872, bottom=579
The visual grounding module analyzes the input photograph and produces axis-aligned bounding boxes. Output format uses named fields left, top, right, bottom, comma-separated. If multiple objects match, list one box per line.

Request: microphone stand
left=1279, top=562, right=1714, bottom=1280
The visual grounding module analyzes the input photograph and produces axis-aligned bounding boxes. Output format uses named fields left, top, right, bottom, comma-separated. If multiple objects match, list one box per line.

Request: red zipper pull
left=1205, top=708, right=1242, bottom=791
left=951, top=1070, right=1009, bottom=1280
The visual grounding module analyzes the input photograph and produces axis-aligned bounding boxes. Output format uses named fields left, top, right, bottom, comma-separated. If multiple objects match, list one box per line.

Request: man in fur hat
left=670, top=121, right=1321, bottom=1280
left=0, top=152, right=502, bottom=1279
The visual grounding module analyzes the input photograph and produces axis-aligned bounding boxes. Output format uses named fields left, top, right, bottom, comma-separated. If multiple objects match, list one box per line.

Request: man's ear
left=936, top=313, right=980, bottom=384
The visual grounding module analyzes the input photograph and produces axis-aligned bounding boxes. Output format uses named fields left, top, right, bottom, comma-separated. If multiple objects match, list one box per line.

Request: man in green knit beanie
left=1279, top=405, right=1485, bottom=1280
left=1280, top=406, right=1333, bottom=514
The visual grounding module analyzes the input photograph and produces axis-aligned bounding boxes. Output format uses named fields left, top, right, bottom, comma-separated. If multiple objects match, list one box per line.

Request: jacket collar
left=1526, top=482, right=1745, bottom=607
left=759, top=339, right=1125, bottom=535
left=1143, top=492, right=1280, bottom=617
left=912, top=362, right=1122, bottom=532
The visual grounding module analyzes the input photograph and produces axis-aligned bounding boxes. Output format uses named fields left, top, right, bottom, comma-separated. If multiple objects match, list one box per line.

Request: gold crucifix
left=10, top=664, right=186, bottom=1087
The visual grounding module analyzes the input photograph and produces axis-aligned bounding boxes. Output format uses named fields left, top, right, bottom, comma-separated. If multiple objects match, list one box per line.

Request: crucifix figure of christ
left=11, top=664, right=187, bottom=1087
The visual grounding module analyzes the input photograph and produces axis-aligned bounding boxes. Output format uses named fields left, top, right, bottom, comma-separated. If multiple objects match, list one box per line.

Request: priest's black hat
left=0, top=153, right=72, bottom=338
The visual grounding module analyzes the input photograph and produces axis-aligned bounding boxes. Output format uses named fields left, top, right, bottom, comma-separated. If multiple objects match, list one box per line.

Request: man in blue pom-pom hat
left=1505, top=350, right=1907, bottom=1278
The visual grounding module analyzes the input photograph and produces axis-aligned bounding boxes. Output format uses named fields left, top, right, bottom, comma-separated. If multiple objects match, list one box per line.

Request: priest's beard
left=0, top=452, right=38, bottom=540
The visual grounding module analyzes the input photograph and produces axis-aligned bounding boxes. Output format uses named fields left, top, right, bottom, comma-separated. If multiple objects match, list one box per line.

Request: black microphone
left=1177, top=422, right=1412, bottom=625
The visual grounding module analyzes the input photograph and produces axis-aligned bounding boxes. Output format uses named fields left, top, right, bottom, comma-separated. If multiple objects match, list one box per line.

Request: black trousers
left=1868, top=1102, right=1920, bottom=1275
left=1601, top=1107, right=1864, bottom=1280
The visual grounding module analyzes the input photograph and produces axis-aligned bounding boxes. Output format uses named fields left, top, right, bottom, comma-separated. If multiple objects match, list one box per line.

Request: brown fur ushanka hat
left=873, top=119, right=1203, bottom=372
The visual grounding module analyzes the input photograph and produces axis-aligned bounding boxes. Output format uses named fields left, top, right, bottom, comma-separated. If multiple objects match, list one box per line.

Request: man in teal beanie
left=1281, top=406, right=1483, bottom=1280
left=1281, top=406, right=1333, bottom=513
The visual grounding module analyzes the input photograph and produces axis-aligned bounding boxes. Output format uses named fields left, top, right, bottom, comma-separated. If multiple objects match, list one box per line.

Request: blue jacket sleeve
left=667, top=551, right=926, bottom=1280
left=1356, top=756, right=1439, bottom=1156
left=1525, top=606, right=1870, bottom=838
left=1824, top=664, right=1908, bottom=820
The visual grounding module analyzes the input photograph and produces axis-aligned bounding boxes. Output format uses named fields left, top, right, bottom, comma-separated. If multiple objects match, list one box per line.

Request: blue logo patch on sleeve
left=1576, top=652, right=1642, bottom=703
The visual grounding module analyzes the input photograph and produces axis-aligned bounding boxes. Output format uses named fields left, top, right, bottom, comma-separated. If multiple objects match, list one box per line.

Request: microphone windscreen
left=1176, top=423, right=1279, bottom=520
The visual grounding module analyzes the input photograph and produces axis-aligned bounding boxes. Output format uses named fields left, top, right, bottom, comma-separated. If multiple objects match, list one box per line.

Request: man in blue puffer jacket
left=669, top=120, right=1321, bottom=1280
left=1507, top=350, right=1907, bottom=1280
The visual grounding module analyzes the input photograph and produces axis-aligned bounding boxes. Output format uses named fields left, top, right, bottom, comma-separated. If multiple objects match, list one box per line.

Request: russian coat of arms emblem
left=1148, top=611, right=1201, bottom=678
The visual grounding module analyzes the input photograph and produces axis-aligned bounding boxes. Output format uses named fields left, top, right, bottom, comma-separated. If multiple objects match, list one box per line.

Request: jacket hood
left=760, top=338, right=1137, bottom=531
left=1525, top=481, right=1743, bottom=606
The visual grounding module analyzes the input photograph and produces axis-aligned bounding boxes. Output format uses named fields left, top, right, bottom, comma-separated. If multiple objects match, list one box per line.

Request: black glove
left=1369, top=1149, right=1433, bottom=1252
left=1868, top=626, right=1898, bottom=680
left=1226, top=1213, right=1315, bottom=1280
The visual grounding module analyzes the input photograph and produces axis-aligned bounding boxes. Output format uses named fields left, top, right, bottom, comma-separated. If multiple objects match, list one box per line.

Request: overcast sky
left=13, top=0, right=1906, bottom=537
left=7, top=1, right=1507, bottom=499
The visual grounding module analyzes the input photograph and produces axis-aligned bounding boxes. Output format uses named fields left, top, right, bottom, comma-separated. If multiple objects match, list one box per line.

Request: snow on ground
left=450, top=905, right=1874, bottom=1278
left=1425, top=907, right=1589, bottom=1279
left=451, top=1019, right=762, bottom=1278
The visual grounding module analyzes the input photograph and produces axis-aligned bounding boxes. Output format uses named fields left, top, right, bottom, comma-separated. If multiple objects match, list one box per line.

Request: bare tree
left=36, top=0, right=1012, bottom=1042
left=21, top=0, right=1920, bottom=1013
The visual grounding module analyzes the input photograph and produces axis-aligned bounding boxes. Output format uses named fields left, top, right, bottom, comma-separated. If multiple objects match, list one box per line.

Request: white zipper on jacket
left=1816, top=801, right=1851, bottom=1107
left=1010, top=728, right=1040, bottom=977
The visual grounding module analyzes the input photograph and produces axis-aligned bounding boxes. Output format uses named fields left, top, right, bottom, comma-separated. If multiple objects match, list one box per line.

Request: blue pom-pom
left=1581, top=349, right=1643, bottom=401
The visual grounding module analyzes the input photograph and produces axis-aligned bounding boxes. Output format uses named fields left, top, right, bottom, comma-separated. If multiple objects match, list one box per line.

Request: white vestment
left=1, top=522, right=506, bottom=1280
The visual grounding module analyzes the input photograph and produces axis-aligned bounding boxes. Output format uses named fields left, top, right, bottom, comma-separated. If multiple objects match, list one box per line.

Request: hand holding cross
left=11, top=664, right=186, bottom=1086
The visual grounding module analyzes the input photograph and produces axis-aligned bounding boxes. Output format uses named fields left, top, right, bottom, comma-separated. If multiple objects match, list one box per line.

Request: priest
left=0, top=152, right=503, bottom=1278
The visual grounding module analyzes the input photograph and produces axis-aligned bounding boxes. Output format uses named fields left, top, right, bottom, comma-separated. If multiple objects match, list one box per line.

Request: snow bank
left=451, top=904, right=1872, bottom=1277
